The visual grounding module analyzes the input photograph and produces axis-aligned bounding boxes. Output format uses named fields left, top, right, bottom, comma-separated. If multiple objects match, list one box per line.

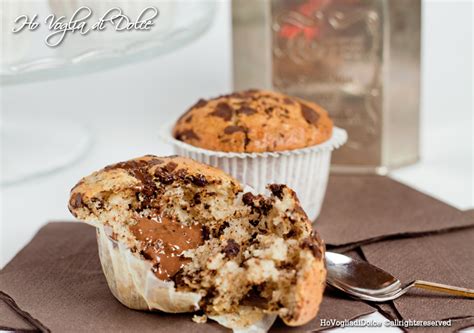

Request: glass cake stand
left=1, top=0, right=216, bottom=185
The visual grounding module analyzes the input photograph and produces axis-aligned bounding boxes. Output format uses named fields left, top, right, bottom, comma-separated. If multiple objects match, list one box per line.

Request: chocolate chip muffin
left=69, top=155, right=326, bottom=329
left=172, top=89, right=333, bottom=153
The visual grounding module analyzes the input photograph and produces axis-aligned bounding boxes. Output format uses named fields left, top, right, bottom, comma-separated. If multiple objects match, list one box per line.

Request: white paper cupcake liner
left=95, top=225, right=280, bottom=332
left=96, top=226, right=202, bottom=313
left=210, top=310, right=277, bottom=333
left=159, top=123, right=347, bottom=221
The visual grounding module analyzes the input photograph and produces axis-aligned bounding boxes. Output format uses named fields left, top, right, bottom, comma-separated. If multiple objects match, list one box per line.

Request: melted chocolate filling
left=130, top=216, right=203, bottom=280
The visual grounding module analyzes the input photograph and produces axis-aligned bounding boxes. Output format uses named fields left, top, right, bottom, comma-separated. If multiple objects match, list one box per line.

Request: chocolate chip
left=193, top=193, right=201, bottom=205
left=148, top=158, right=165, bottom=166
left=104, top=160, right=138, bottom=171
left=193, top=99, right=208, bottom=109
left=126, top=165, right=157, bottom=199
left=222, top=125, right=251, bottom=149
left=155, top=172, right=174, bottom=185
left=236, top=106, right=256, bottom=116
left=244, top=135, right=251, bottom=148
left=264, top=106, right=274, bottom=115
left=285, top=229, right=296, bottom=239
left=301, top=233, right=322, bottom=259
left=91, top=197, right=104, bottom=209
left=106, top=161, right=160, bottom=205
left=141, top=250, right=153, bottom=261
left=204, top=286, right=217, bottom=301
left=249, top=232, right=258, bottom=244
left=209, top=102, right=233, bottom=121
left=164, top=162, right=178, bottom=172
left=217, top=221, right=230, bottom=236
left=175, top=169, right=188, bottom=179
left=283, top=97, right=294, bottom=105
left=242, top=192, right=273, bottom=216
left=223, top=239, right=240, bottom=258
left=185, top=115, right=193, bottom=123
left=224, top=125, right=247, bottom=135
left=190, top=174, right=208, bottom=187
left=201, top=226, right=210, bottom=241
left=153, top=162, right=179, bottom=185
left=269, top=184, right=285, bottom=200
left=175, top=129, right=201, bottom=141
left=259, top=199, right=273, bottom=216
left=300, top=103, right=320, bottom=125
left=70, top=192, right=84, bottom=209
left=242, top=192, right=255, bottom=206
left=249, top=220, right=259, bottom=227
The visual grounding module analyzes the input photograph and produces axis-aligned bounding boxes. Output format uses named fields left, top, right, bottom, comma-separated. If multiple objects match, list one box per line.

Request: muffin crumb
left=69, top=155, right=326, bottom=327
left=192, top=314, right=208, bottom=324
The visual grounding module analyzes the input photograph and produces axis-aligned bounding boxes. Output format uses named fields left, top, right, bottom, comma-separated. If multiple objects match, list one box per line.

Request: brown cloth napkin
left=361, top=227, right=474, bottom=322
left=317, top=175, right=474, bottom=249
left=2, top=176, right=472, bottom=332
left=373, top=302, right=474, bottom=333
left=0, top=295, right=37, bottom=331
left=0, top=222, right=375, bottom=333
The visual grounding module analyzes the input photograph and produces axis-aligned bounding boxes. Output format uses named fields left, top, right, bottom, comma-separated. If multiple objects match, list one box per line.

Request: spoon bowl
left=325, top=252, right=474, bottom=302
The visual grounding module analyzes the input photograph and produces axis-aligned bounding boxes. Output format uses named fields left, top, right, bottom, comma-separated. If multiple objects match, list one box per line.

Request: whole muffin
left=69, top=155, right=326, bottom=330
left=172, top=89, right=333, bottom=153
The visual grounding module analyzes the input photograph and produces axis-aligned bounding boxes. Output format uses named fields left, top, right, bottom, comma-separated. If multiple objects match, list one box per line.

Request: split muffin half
left=68, top=155, right=326, bottom=330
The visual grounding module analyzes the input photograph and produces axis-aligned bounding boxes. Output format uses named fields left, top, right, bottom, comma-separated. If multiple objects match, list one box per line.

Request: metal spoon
left=325, top=252, right=474, bottom=302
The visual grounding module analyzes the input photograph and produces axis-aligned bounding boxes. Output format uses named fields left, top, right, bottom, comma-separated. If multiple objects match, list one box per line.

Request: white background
left=0, top=0, right=473, bottom=331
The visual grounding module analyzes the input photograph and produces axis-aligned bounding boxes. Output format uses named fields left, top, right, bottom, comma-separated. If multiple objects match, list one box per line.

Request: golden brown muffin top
left=68, top=155, right=241, bottom=218
left=172, top=89, right=333, bottom=153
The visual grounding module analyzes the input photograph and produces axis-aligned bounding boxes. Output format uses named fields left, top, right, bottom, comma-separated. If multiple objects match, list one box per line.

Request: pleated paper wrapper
left=95, top=226, right=276, bottom=333
left=160, top=124, right=347, bottom=221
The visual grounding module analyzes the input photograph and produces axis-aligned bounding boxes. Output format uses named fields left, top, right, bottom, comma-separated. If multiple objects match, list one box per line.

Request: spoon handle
left=411, top=280, right=474, bottom=298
